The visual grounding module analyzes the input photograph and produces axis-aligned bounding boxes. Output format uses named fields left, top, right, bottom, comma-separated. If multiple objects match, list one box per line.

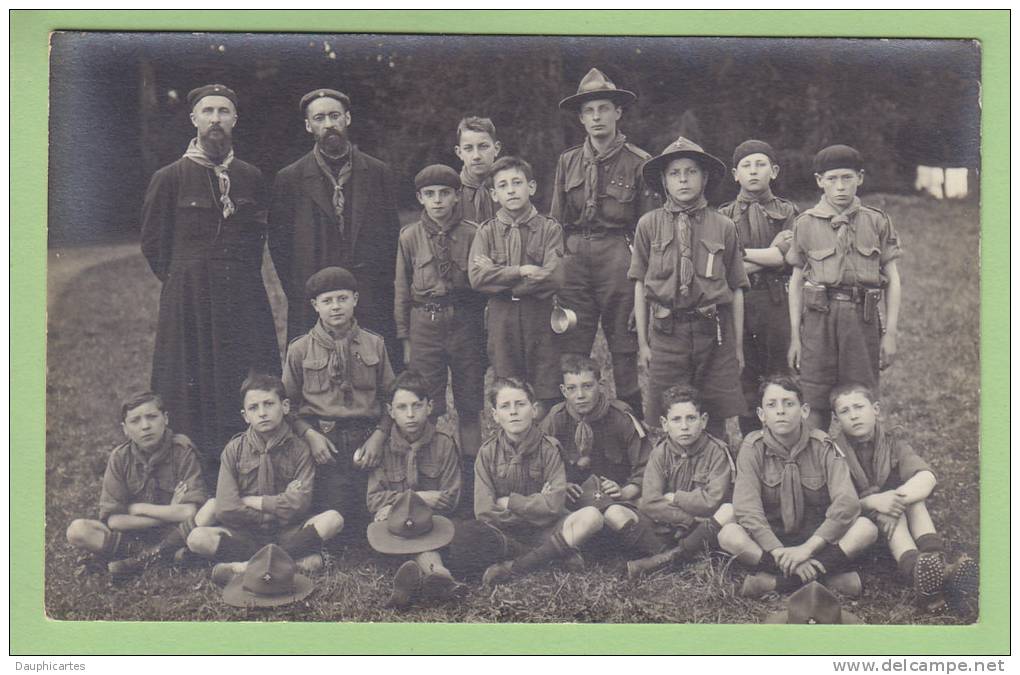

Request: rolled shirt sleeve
left=733, top=438, right=784, bottom=552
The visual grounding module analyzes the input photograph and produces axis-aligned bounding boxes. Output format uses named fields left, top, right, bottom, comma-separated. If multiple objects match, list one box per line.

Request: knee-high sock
left=511, top=530, right=571, bottom=575
left=814, top=544, right=853, bottom=575
left=915, top=533, right=946, bottom=555
left=283, top=524, right=324, bottom=559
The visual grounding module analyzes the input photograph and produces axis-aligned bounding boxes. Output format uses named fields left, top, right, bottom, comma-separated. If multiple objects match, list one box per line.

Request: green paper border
left=12, top=9, right=1008, bottom=655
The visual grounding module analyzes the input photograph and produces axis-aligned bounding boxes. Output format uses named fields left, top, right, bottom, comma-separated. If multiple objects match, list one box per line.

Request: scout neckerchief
left=661, top=189, right=707, bottom=298
left=663, top=431, right=708, bottom=493
left=309, top=318, right=358, bottom=406
left=564, top=389, right=612, bottom=466
left=838, top=422, right=891, bottom=498
left=459, top=166, right=494, bottom=224
left=580, top=133, right=628, bottom=223
left=736, top=187, right=784, bottom=248
left=420, top=211, right=455, bottom=284
left=244, top=422, right=293, bottom=499
left=183, top=138, right=235, bottom=219
left=496, top=204, right=539, bottom=267
left=805, top=196, right=863, bottom=285
left=313, top=142, right=353, bottom=238
left=387, top=423, right=436, bottom=490
left=762, top=422, right=813, bottom=534
left=494, top=424, right=544, bottom=491
left=129, top=429, right=175, bottom=504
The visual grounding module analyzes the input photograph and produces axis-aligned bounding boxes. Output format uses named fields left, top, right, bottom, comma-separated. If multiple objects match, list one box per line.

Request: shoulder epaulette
left=562, top=143, right=584, bottom=156
left=546, top=400, right=568, bottom=418
left=287, top=332, right=309, bottom=347
left=623, top=142, right=653, bottom=160
left=358, top=326, right=385, bottom=341
left=171, top=433, right=197, bottom=450
left=718, top=200, right=736, bottom=211
left=433, top=429, right=457, bottom=445
left=744, top=429, right=765, bottom=446
left=543, top=434, right=565, bottom=453
left=810, top=428, right=844, bottom=457
left=706, top=432, right=737, bottom=473
left=607, top=399, right=647, bottom=439
left=859, top=203, right=889, bottom=218
left=398, top=220, right=418, bottom=233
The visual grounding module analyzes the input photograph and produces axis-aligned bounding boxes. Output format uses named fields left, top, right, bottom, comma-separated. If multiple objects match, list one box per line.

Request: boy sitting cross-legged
left=718, top=374, right=878, bottom=599
left=66, top=392, right=208, bottom=579
left=445, top=377, right=603, bottom=586
left=830, top=383, right=978, bottom=615
left=186, top=373, right=344, bottom=584
left=625, top=385, right=736, bottom=578
left=366, top=370, right=463, bottom=608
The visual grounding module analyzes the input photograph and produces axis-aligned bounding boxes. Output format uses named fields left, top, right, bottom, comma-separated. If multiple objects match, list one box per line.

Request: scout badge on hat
left=221, top=544, right=314, bottom=608
left=641, top=136, right=728, bottom=191
left=559, top=67, right=637, bottom=111
left=367, top=490, right=455, bottom=555
left=569, top=474, right=615, bottom=512
left=764, top=581, right=863, bottom=624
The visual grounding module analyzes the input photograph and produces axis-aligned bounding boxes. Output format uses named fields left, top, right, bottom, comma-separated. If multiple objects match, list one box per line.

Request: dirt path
left=48, top=243, right=142, bottom=304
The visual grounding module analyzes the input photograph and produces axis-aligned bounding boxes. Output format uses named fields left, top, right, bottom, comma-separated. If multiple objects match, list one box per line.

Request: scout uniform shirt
left=718, top=190, right=798, bottom=286
left=283, top=319, right=396, bottom=434
left=733, top=424, right=860, bottom=552
left=468, top=205, right=565, bottom=300
left=393, top=213, right=483, bottom=340
left=215, top=422, right=315, bottom=531
left=366, top=422, right=462, bottom=516
left=639, top=432, right=733, bottom=530
left=540, top=395, right=649, bottom=489
left=628, top=204, right=748, bottom=312
left=550, top=135, right=658, bottom=232
left=474, top=425, right=567, bottom=531
left=99, top=429, right=207, bottom=522
left=786, top=196, right=902, bottom=289
left=832, top=422, right=933, bottom=498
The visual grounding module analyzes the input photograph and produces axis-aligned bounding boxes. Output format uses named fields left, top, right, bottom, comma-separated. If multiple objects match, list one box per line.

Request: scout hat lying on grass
left=367, top=490, right=455, bottom=555
left=569, top=474, right=615, bottom=512
left=222, top=544, right=314, bottom=608
left=641, top=136, right=728, bottom=197
left=559, top=67, right=637, bottom=111
left=764, top=581, right=863, bottom=624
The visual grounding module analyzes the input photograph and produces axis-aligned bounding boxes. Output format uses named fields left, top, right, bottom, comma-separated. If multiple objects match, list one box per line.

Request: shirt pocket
left=412, top=251, right=437, bottom=291
left=525, top=235, right=547, bottom=266
left=695, top=239, right=726, bottom=279
left=762, top=457, right=784, bottom=489
left=351, top=347, right=380, bottom=390
left=302, top=357, right=331, bottom=395
left=176, top=192, right=216, bottom=211
left=853, top=242, right=881, bottom=284
left=605, top=177, right=637, bottom=204
left=649, top=228, right=675, bottom=280
left=418, top=457, right=443, bottom=489
left=807, top=246, right=838, bottom=281
left=237, top=453, right=263, bottom=484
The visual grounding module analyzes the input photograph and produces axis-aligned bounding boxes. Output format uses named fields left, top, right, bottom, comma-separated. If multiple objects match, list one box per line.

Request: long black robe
left=141, top=156, right=281, bottom=470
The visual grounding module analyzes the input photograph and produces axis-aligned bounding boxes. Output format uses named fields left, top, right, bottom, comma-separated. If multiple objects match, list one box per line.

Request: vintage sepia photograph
left=44, top=30, right=981, bottom=626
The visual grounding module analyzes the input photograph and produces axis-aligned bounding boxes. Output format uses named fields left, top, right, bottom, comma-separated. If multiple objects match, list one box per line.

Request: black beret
left=414, top=164, right=461, bottom=191
left=305, top=266, right=358, bottom=300
left=732, top=139, right=777, bottom=168
left=187, top=84, right=238, bottom=110
left=813, top=144, right=864, bottom=174
left=300, top=88, right=351, bottom=113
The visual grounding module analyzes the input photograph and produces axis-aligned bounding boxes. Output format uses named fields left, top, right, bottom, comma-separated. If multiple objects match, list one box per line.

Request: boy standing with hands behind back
left=787, top=144, right=902, bottom=430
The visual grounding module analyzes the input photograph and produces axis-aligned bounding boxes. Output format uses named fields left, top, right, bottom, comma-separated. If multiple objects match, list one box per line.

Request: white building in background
left=916, top=165, right=969, bottom=199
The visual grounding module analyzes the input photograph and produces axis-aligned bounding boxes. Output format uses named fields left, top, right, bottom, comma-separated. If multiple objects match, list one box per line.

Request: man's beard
left=317, top=129, right=347, bottom=157
left=199, top=126, right=233, bottom=159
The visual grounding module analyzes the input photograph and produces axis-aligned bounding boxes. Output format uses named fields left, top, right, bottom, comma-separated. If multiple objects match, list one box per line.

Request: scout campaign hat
left=559, top=67, right=637, bottom=111
left=569, top=474, right=615, bottom=512
left=305, top=266, right=359, bottom=299
left=641, top=136, right=728, bottom=190
left=222, top=544, right=314, bottom=608
left=187, top=84, right=238, bottom=110
left=764, top=581, right=863, bottom=624
left=299, top=88, right=351, bottom=113
left=367, top=490, right=455, bottom=555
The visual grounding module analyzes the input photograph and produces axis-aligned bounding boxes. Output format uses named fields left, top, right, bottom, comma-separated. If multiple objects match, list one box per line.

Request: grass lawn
left=44, top=194, right=979, bottom=624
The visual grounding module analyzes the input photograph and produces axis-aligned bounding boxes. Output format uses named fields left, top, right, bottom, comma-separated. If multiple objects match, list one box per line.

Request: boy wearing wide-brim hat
left=550, top=68, right=659, bottom=419
left=367, top=490, right=457, bottom=609
left=221, top=543, right=315, bottom=608
left=628, top=137, right=749, bottom=452
left=763, top=581, right=863, bottom=624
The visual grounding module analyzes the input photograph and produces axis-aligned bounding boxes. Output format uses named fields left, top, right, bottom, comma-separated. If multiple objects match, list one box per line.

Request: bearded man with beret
left=268, top=88, right=403, bottom=368
left=141, top=84, right=281, bottom=478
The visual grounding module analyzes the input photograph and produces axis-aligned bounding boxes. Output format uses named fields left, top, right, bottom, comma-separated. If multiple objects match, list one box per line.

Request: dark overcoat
left=268, top=146, right=402, bottom=366
left=140, top=156, right=281, bottom=471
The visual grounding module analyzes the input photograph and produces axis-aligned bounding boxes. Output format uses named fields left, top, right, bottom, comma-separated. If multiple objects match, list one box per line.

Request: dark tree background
left=48, top=32, right=980, bottom=243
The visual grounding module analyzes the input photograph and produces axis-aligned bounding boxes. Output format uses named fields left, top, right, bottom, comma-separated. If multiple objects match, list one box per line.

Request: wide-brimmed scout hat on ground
left=367, top=490, right=455, bottom=555
left=559, top=67, right=637, bottom=111
left=764, top=581, right=863, bottom=624
left=222, top=544, right=314, bottom=608
left=641, top=136, right=728, bottom=192
left=569, top=474, right=615, bottom=512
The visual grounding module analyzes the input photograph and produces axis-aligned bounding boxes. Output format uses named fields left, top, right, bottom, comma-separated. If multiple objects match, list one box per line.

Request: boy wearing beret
left=282, top=266, right=396, bottom=529
left=787, top=144, right=903, bottom=430
left=629, top=137, right=749, bottom=451
left=395, top=165, right=486, bottom=491
left=66, top=392, right=208, bottom=578
left=718, top=140, right=799, bottom=431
